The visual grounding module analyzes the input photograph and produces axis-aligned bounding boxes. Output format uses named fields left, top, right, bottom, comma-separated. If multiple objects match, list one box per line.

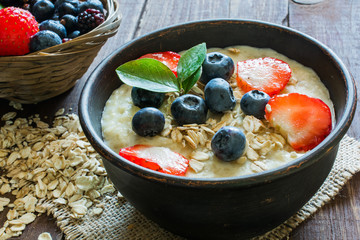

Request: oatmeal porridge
left=101, top=45, right=334, bottom=178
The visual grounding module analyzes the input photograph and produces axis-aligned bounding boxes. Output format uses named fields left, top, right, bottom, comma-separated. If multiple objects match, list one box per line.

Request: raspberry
left=77, top=8, right=105, bottom=34
left=0, top=7, right=39, bottom=56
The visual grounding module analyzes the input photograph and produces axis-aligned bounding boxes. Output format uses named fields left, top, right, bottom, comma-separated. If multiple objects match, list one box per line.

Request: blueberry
left=32, top=0, right=55, bottom=22
left=131, top=87, right=165, bottom=109
left=29, top=30, right=62, bottom=52
left=60, top=14, right=78, bottom=33
left=52, top=13, right=60, bottom=21
left=132, top=107, right=165, bottom=137
left=29, top=0, right=40, bottom=7
left=68, top=30, right=80, bottom=38
left=200, top=52, right=235, bottom=84
left=57, top=2, right=79, bottom=17
left=78, top=0, right=104, bottom=13
left=54, top=0, right=79, bottom=9
left=240, top=90, right=270, bottom=119
left=39, top=20, right=67, bottom=38
left=171, top=94, right=208, bottom=125
left=204, top=78, right=236, bottom=113
left=211, top=126, right=246, bottom=162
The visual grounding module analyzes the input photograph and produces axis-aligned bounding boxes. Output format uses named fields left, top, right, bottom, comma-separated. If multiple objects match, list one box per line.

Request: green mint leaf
left=182, top=67, right=202, bottom=94
left=116, top=58, right=179, bottom=92
left=177, top=43, right=206, bottom=89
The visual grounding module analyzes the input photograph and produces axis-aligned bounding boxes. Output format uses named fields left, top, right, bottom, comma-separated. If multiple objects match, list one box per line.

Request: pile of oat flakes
left=0, top=107, right=116, bottom=239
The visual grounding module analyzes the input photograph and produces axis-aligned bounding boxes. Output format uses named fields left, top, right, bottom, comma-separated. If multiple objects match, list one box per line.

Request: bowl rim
left=79, top=18, right=357, bottom=187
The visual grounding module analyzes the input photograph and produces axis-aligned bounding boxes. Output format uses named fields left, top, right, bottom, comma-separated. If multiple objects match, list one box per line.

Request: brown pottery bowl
left=79, top=19, right=356, bottom=239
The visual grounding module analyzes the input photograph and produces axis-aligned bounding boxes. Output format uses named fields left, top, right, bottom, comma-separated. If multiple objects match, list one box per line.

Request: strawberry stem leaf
left=177, top=42, right=207, bottom=88
left=182, top=66, right=202, bottom=93
left=115, top=43, right=206, bottom=93
left=116, top=58, right=179, bottom=92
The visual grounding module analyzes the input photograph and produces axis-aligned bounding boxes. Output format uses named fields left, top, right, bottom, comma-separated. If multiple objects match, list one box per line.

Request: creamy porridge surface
left=101, top=45, right=335, bottom=178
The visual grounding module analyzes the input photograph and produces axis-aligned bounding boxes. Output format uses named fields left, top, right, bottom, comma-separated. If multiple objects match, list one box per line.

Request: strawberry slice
left=118, top=145, right=189, bottom=176
left=139, top=51, right=181, bottom=77
left=265, top=93, right=332, bottom=152
left=236, top=57, right=292, bottom=96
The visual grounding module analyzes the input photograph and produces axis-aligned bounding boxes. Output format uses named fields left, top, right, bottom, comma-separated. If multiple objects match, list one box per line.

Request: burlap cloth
left=46, top=135, right=360, bottom=240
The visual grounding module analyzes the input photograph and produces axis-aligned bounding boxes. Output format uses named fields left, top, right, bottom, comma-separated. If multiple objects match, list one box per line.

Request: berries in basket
left=0, top=0, right=109, bottom=56
left=0, top=0, right=121, bottom=103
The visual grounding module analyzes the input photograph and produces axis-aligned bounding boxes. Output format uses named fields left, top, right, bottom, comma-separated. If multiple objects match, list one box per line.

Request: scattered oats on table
left=0, top=111, right=116, bottom=239
left=9, top=101, right=23, bottom=111
left=55, top=108, right=65, bottom=116
left=38, top=232, right=52, bottom=240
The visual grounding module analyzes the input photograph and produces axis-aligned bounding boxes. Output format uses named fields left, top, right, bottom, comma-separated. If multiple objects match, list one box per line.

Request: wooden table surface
left=1, top=0, right=359, bottom=239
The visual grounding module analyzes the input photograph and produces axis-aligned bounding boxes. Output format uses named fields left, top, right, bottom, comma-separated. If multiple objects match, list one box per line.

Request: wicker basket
left=0, top=0, right=121, bottom=104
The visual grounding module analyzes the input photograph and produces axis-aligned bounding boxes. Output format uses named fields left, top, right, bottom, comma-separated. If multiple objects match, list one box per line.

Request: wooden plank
left=135, top=0, right=289, bottom=38
left=134, top=0, right=231, bottom=37
left=229, top=0, right=288, bottom=25
left=289, top=0, right=360, bottom=239
left=291, top=174, right=360, bottom=239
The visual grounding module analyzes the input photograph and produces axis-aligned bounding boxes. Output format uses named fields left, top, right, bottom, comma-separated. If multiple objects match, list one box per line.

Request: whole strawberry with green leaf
left=0, top=7, right=39, bottom=56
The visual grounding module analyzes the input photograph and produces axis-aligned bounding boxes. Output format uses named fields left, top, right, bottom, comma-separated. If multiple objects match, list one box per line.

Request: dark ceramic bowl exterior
left=79, top=20, right=356, bottom=239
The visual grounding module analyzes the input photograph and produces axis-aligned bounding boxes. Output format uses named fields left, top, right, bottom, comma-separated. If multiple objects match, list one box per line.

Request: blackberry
left=77, top=8, right=105, bottom=34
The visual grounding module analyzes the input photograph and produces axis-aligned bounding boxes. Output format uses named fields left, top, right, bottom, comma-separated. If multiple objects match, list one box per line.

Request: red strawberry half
left=265, top=93, right=332, bottom=152
left=139, top=51, right=181, bottom=77
left=0, top=7, right=39, bottom=56
left=118, top=145, right=189, bottom=176
left=236, top=57, right=292, bottom=96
